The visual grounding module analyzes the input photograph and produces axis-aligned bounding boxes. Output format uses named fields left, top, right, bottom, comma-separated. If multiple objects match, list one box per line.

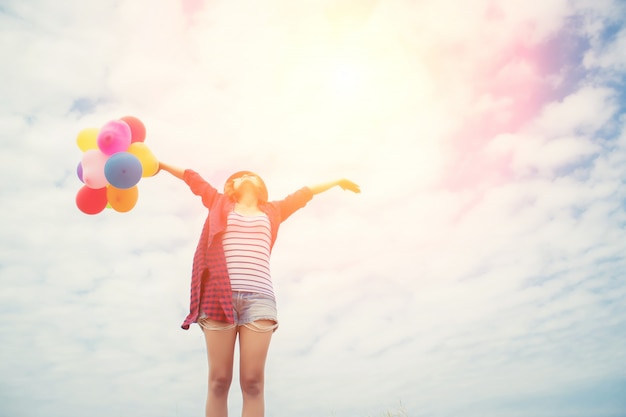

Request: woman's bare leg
left=238, top=320, right=275, bottom=417
left=202, top=322, right=238, bottom=417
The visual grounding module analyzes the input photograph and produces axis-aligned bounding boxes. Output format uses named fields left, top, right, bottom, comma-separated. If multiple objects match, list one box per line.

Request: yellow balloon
left=127, top=142, right=159, bottom=177
left=76, top=128, right=99, bottom=152
left=107, top=185, right=139, bottom=212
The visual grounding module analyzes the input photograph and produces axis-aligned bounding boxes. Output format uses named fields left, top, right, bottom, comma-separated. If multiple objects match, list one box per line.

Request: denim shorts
left=198, top=291, right=278, bottom=333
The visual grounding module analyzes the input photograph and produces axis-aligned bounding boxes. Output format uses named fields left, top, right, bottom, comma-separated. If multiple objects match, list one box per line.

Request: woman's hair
left=224, top=171, right=268, bottom=203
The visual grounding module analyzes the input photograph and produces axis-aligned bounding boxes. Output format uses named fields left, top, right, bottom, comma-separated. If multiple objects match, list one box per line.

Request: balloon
left=76, top=185, right=108, bottom=215
left=127, top=142, right=158, bottom=177
left=76, top=128, right=99, bottom=151
left=97, top=120, right=131, bottom=155
left=81, top=149, right=109, bottom=189
left=77, top=162, right=84, bottom=183
left=120, top=116, right=146, bottom=143
left=104, top=152, right=143, bottom=189
left=107, top=185, right=139, bottom=212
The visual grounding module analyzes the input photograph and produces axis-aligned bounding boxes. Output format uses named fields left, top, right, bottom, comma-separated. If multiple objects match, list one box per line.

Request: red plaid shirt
left=181, top=169, right=314, bottom=330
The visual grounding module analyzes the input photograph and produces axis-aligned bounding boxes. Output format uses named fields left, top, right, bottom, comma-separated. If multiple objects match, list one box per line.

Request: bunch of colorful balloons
left=75, top=116, right=158, bottom=214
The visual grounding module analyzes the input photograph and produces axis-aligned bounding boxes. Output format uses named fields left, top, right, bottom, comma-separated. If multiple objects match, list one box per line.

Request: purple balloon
left=77, top=162, right=84, bottom=183
left=104, top=152, right=143, bottom=189
left=97, top=120, right=131, bottom=155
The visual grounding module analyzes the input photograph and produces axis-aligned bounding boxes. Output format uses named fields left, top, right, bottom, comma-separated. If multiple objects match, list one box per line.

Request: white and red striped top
left=222, top=211, right=274, bottom=298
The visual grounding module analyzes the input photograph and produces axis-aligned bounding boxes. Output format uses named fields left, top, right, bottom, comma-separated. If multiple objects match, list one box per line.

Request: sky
left=1, top=0, right=626, bottom=416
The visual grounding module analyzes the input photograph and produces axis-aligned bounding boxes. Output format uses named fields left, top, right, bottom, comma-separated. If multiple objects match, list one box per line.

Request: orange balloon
left=107, top=185, right=139, bottom=212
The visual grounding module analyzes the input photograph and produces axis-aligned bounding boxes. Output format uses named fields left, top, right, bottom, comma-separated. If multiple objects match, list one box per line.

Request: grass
left=338, top=402, right=408, bottom=417
left=379, top=403, right=409, bottom=417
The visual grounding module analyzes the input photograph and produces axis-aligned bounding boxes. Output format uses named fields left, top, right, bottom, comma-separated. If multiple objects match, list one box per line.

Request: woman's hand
left=158, top=162, right=186, bottom=180
left=309, top=179, right=361, bottom=195
left=337, top=179, right=360, bottom=193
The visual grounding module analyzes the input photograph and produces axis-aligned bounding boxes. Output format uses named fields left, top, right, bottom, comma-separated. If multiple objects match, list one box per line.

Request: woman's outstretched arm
left=276, top=179, right=360, bottom=221
left=157, top=162, right=220, bottom=207
left=158, top=162, right=186, bottom=180
left=308, top=179, right=360, bottom=195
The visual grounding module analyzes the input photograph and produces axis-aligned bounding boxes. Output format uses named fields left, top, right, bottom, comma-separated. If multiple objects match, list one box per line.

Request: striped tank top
left=222, top=211, right=274, bottom=298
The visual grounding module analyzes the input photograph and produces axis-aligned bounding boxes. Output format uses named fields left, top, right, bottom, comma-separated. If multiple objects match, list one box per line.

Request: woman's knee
left=209, top=374, right=232, bottom=397
left=240, top=374, right=264, bottom=397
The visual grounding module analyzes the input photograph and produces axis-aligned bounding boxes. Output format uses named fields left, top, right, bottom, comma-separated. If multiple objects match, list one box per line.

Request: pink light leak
left=181, top=0, right=205, bottom=17
left=438, top=31, right=563, bottom=191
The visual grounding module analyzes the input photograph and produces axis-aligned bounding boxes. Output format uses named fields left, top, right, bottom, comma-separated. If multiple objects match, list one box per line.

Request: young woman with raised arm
left=158, top=161, right=359, bottom=417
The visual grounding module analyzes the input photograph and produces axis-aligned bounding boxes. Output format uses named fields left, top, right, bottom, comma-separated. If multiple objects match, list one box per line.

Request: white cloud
left=1, top=1, right=626, bottom=417
left=531, top=86, right=618, bottom=137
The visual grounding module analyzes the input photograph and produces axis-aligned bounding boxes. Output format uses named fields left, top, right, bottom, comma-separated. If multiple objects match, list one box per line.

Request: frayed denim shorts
left=198, top=291, right=278, bottom=333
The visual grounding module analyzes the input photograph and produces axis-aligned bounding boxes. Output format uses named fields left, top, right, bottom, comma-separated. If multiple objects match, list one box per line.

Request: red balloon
left=76, top=185, right=108, bottom=215
left=120, top=116, right=146, bottom=143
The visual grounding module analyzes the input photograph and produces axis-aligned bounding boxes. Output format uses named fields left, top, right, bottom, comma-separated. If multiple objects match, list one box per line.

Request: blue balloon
left=104, top=152, right=143, bottom=189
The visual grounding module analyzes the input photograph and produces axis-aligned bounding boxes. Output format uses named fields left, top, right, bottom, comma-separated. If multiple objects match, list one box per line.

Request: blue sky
left=1, top=1, right=626, bottom=416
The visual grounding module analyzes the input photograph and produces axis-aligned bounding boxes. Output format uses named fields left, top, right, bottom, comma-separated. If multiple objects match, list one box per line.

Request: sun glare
left=276, top=18, right=443, bottom=186
left=330, top=61, right=365, bottom=96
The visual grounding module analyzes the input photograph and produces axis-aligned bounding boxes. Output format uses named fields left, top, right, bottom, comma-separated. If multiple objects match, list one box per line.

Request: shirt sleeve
left=183, top=169, right=220, bottom=208
left=274, top=187, right=314, bottom=222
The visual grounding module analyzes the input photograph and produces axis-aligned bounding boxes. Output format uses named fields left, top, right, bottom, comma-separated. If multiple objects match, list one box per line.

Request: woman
left=158, top=162, right=360, bottom=417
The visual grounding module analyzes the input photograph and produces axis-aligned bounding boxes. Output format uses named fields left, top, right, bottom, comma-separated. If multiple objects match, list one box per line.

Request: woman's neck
left=234, top=197, right=264, bottom=216
left=236, top=190, right=259, bottom=208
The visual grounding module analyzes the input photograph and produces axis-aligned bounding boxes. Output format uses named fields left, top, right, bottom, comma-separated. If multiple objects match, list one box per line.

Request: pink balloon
left=81, top=149, right=109, bottom=189
left=97, top=120, right=131, bottom=155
